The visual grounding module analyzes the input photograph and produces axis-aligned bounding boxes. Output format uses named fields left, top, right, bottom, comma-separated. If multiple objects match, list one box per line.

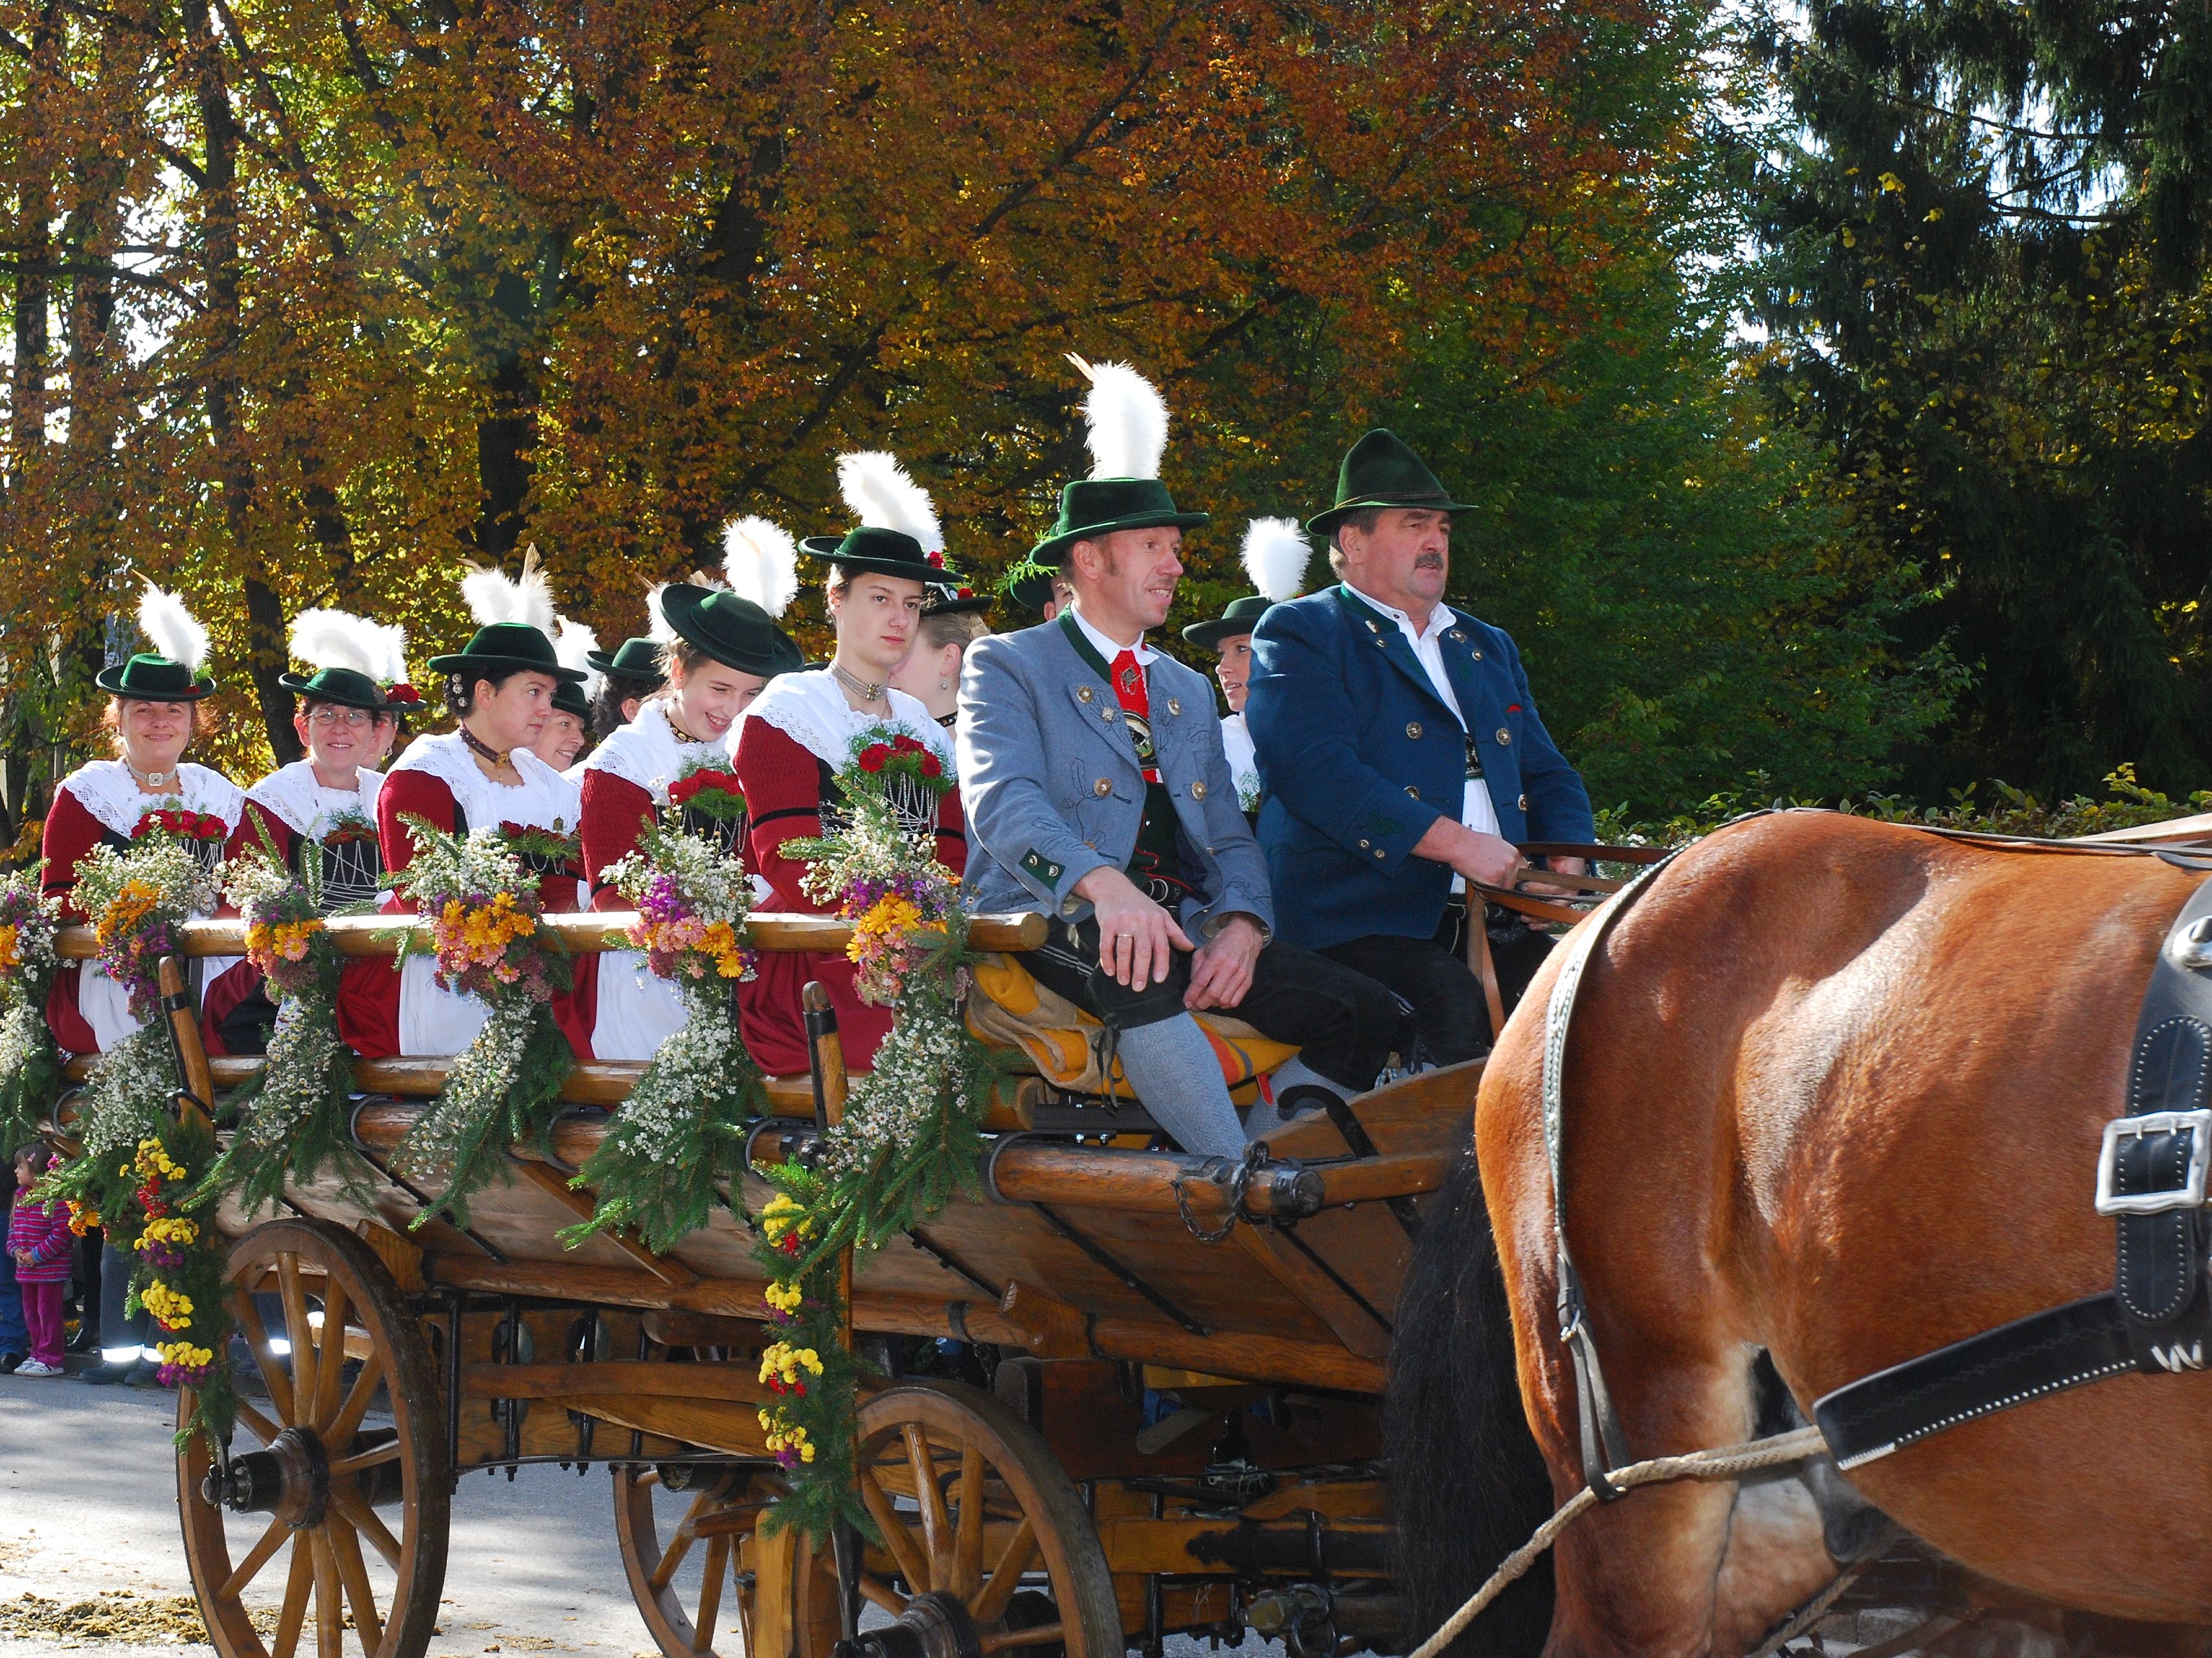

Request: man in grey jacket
left=957, top=375, right=1404, bottom=1154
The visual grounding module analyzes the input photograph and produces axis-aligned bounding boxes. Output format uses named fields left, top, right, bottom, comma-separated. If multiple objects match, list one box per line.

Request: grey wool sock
left=1267, top=1056, right=1354, bottom=1104
left=1114, top=1015, right=1248, bottom=1158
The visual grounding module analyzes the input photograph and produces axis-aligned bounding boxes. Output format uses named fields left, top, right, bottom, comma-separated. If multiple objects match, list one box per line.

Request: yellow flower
left=763, top=1282, right=804, bottom=1314
left=0, top=921, right=19, bottom=974
left=141, top=1282, right=196, bottom=1330
left=155, top=1340, right=214, bottom=1371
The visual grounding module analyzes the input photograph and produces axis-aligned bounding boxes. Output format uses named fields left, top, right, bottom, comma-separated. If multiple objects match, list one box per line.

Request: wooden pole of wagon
left=800, top=980, right=864, bottom=1648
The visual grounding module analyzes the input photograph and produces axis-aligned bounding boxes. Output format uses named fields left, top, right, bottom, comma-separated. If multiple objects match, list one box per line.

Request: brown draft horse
left=1390, top=811, right=2212, bottom=1657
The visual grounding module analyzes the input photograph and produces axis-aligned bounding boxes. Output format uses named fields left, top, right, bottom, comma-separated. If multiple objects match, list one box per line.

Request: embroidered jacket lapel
left=1054, top=613, right=1145, bottom=775
left=1334, top=585, right=1463, bottom=721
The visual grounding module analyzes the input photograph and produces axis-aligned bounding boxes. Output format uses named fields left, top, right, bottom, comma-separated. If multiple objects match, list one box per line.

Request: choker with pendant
left=831, top=663, right=888, bottom=704
left=460, top=725, right=511, bottom=769
left=126, top=760, right=177, bottom=791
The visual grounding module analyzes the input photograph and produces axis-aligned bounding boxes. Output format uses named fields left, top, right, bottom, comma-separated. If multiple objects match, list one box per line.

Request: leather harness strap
left=1815, top=873, right=2212, bottom=1468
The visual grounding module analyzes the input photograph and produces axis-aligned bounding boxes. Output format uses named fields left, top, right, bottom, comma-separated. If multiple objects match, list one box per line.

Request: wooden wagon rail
left=52, top=910, right=1048, bottom=959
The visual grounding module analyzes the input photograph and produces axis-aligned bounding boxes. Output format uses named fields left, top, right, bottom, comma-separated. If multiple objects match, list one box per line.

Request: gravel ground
left=0, top=1367, right=1289, bottom=1658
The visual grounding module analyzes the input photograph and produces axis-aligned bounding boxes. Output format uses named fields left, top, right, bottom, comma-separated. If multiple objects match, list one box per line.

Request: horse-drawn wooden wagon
left=38, top=902, right=1494, bottom=1658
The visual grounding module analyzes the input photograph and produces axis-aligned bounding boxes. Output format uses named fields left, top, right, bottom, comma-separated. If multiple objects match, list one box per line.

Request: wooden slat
left=55, top=910, right=1047, bottom=960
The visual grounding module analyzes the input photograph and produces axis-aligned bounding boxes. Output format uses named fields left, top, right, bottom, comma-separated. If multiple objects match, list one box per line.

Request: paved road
left=0, top=1371, right=1287, bottom=1658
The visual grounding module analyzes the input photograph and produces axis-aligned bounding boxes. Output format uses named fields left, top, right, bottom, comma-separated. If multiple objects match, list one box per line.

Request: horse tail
left=1385, top=1150, right=1556, bottom=1658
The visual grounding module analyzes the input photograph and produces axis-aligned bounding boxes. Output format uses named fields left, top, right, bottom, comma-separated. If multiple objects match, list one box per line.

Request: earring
left=939, top=678, right=951, bottom=691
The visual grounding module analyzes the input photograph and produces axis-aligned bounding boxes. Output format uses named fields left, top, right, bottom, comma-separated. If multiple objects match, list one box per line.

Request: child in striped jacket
left=8, top=1145, right=73, bottom=1376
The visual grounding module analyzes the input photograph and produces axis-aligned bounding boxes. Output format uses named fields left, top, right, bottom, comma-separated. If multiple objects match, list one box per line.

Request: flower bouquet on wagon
left=0, top=868, right=63, bottom=1149
left=389, top=820, right=574, bottom=1225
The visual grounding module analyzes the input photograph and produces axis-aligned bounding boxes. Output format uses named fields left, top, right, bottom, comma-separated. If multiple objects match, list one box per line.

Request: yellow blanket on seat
left=965, top=952, right=1299, bottom=1095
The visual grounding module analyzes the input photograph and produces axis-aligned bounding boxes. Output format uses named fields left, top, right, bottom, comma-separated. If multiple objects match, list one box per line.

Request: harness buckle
left=2094, top=1108, right=2212, bottom=1216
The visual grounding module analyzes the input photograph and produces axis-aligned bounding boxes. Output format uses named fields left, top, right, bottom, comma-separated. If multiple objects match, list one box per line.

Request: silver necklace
left=831, top=663, right=887, bottom=704
left=127, top=759, right=175, bottom=790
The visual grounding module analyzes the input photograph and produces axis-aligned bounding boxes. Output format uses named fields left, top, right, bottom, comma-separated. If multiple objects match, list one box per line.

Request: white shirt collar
left=1344, top=581, right=1451, bottom=640
left=1068, top=603, right=1156, bottom=666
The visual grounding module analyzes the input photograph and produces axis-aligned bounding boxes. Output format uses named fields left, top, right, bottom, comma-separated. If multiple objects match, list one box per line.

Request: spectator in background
left=0, top=1151, right=25, bottom=1372
left=8, top=1145, right=73, bottom=1377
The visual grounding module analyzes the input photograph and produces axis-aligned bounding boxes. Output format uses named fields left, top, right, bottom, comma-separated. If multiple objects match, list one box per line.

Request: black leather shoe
left=0, top=1352, right=25, bottom=1374
left=79, top=1359, right=135, bottom=1385
left=124, top=1358, right=166, bottom=1389
left=1267, top=1083, right=1349, bottom=1132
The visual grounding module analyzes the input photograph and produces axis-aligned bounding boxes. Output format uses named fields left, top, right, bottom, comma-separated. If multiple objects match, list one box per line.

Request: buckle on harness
left=2095, top=1109, right=2212, bottom=1216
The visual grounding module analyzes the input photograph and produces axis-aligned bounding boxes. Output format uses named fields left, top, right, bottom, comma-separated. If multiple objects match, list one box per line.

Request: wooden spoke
left=649, top=1494, right=708, bottom=1592
left=857, top=1573, right=909, bottom=1618
left=311, top=1529, right=345, bottom=1658
left=980, top=1624, right=1064, bottom=1653
left=325, top=1440, right=401, bottom=1479
left=688, top=1503, right=771, bottom=1540
left=857, top=1467, right=932, bottom=1593
left=954, top=1444, right=986, bottom=1600
left=220, top=1516, right=291, bottom=1599
left=277, top=1252, right=318, bottom=1424
left=312, top=1276, right=351, bottom=1429
left=326, top=1516, right=385, bottom=1655
left=232, top=1398, right=284, bottom=1450
left=230, top=1292, right=295, bottom=1424
left=272, top=1536, right=315, bottom=1658
left=971, top=1518, right=1036, bottom=1626
left=328, top=1488, right=403, bottom=1571
left=692, top=1535, right=728, bottom=1653
left=322, top=1351, right=386, bottom=1451
left=903, top=1423, right=951, bottom=1571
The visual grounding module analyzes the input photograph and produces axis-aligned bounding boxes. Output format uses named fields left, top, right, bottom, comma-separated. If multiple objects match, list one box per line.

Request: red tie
left=1110, top=649, right=1160, bottom=783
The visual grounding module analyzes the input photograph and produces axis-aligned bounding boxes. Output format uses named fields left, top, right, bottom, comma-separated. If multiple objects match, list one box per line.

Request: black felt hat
left=1308, top=429, right=1476, bottom=535
left=657, top=584, right=802, bottom=677
left=587, top=636, right=667, bottom=686
left=921, top=580, right=995, bottom=620
left=1180, top=594, right=1274, bottom=649
left=796, top=526, right=945, bottom=583
left=96, top=655, right=215, bottom=702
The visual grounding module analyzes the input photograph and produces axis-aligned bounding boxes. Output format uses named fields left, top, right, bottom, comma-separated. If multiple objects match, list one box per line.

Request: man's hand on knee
left=1075, top=868, right=1192, bottom=992
left=1186, top=913, right=1263, bottom=1012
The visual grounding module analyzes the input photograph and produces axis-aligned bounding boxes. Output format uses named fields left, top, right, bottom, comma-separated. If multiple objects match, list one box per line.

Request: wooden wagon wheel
left=179, top=1219, right=451, bottom=1658
left=848, top=1382, right=1122, bottom=1658
left=613, top=1464, right=840, bottom=1658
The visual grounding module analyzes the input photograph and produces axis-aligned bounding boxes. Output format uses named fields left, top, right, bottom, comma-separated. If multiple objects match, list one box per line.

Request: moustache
left=1414, top=554, right=1445, bottom=569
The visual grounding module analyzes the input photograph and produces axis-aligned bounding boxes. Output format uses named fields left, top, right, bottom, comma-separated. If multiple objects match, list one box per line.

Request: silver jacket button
left=1094, top=778, right=1112, bottom=796
left=1167, top=698, right=1180, bottom=715
left=1190, top=780, right=1208, bottom=800
left=1078, top=685, right=1094, bottom=702
left=1406, top=721, right=1423, bottom=739
left=1496, top=727, right=1512, bottom=745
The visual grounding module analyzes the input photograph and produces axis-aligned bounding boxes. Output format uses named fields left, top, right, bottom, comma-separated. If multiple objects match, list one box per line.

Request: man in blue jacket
left=1247, top=429, right=1594, bottom=1064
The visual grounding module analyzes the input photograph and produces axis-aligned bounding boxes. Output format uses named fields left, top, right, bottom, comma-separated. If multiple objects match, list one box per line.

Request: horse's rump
left=1474, top=811, right=2212, bottom=1651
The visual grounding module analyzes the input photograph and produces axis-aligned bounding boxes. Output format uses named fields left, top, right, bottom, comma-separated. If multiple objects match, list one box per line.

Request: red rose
left=920, top=754, right=942, bottom=778
left=857, top=746, right=888, bottom=774
left=668, top=776, right=701, bottom=806
left=387, top=683, right=421, bottom=706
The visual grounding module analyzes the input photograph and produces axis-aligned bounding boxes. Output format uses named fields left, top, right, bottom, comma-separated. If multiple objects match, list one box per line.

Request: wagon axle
left=843, top=1591, right=983, bottom=1658
left=201, top=1425, right=406, bottom=1529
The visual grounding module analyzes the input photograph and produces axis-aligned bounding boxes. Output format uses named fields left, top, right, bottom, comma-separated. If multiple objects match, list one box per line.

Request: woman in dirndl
left=734, top=453, right=967, bottom=1077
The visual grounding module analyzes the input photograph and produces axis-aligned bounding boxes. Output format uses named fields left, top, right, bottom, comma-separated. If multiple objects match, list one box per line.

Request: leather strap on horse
left=1814, top=871, right=2212, bottom=1468
left=1541, top=849, right=1682, bottom=1500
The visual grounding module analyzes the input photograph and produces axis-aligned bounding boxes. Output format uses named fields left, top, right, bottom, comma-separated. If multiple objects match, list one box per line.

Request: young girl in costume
left=735, top=453, right=967, bottom=1075
left=580, top=521, right=802, bottom=1061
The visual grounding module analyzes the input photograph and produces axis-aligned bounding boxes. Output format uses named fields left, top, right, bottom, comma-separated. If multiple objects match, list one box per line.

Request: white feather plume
left=645, top=585, right=681, bottom=645
left=458, top=544, right=556, bottom=636
left=835, top=453, right=943, bottom=554
left=1241, top=518, right=1311, bottom=604
left=136, top=580, right=210, bottom=674
left=722, top=515, right=801, bottom=618
left=288, top=609, right=384, bottom=677
left=367, top=619, right=410, bottom=685
left=554, top=615, right=602, bottom=698
left=1068, top=354, right=1169, bottom=480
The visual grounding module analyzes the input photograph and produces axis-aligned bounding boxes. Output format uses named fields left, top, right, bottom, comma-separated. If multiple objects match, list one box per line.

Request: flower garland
left=389, top=820, right=572, bottom=1224
left=562, top=820, right=767, bottom=1253
left=756, top=723, right=1004, bottom=1540
left=41, top=837, right=218, bottom=1229
left=0, top=869, right=63, bottom=1149
left=202, top=843, right=370, bottom=1216
left=122, top=1116, right=235, bottom=1445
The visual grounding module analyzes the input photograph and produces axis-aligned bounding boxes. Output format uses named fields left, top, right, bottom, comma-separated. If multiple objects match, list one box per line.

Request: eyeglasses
left=306, top=708, right=375, bottom=729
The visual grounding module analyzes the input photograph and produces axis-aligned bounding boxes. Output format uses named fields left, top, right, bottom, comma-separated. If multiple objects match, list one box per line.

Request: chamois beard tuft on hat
left=554, top=615, right=602, bottom=698
left=1241, top=518, right=1311, bottom=604
left=1067, top=354, right=1169, bottom=480
left=836, top=452, right=943, bottom=555
left=136, top=579, right=210, bottom=673
left=722, top=515, right=801, bottom=618
left=288, top=609, right=386, bottom=677
left=458, top=543, right=557, bottom=636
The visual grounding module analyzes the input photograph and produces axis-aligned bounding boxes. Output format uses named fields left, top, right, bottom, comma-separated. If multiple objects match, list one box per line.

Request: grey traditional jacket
left=956, top=616, right=1274, bottom=939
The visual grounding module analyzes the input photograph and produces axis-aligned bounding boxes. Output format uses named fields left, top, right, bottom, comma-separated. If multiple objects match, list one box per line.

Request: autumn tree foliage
left=0, top=0, right=1671, bottom=812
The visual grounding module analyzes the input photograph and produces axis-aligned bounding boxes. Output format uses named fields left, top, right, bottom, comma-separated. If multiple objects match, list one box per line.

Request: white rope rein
left=1403, top=1426, right=1831, bottom=1658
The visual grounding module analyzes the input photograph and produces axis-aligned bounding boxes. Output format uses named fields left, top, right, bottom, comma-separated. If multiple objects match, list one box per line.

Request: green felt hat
left=657, top=585, right=800, bottom=678
left=1307, top=429, right=1476, bottom=535
left=1004, top=568, right=1062, bottom=614
left=426, top=622, right=587, bottom=684
left=921, top=579, right=994, bottom=620
left=1027, top=478, right=1209, bottom=569
left=1180, top=593, right=1274, bottom=649
left=552, top=678, right=591, bottom=719
left=276, top=666, right=394, bottom=711
left=96, top=655, right=215, bottom=702
left=587, top=636, right=667, bottom=686
left=796, top=526, right=943, bottom=583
